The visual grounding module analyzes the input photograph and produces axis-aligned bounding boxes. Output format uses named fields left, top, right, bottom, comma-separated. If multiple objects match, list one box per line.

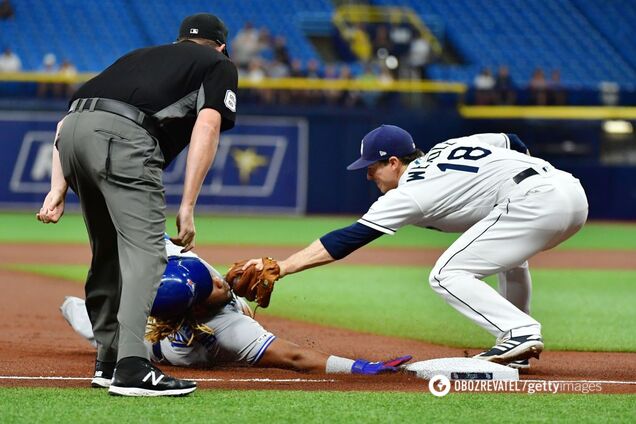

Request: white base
left=404, top=357, right=519, bottom=381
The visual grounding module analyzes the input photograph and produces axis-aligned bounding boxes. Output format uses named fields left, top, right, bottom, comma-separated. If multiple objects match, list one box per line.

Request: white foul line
left=0, top=375, right=336, bottom=383
left=522, top=379, right=636, bottom=385
left=0, top=376, right=634, bottom=385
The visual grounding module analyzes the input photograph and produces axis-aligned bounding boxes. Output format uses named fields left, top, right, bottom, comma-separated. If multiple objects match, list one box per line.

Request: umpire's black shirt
left=71, top=41, right=238, bottom=166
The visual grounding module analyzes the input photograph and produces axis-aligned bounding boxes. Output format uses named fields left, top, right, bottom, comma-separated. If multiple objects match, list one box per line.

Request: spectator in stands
left=59, top=59, right=78, bottom=98
left=0, top=0, right=14, bottom=20
left=37, top=53, right=58, bottom=98
left=347, top=23, right=372, bottom=63
left=287, top=58, right=307, bottom=104
left=323, top=63, right=341, bottom=105
left=377, top=64, right=395, bottom=107
left=289, top=58, right=306, bottom=78
left=494, top=65, right=516, bottom=105
left=358, top=63, right=380, bottom=107
left=473, top=67, right=495, bottom=105
left=243, top=58, right=271, bottom=103
left=273, top=35, right=291, bottom=68
left=305, top=58, right=321, bottom=79
left=372, top=25, right=394, bottom=62
left=338, top=65, right=361, bottom=107
left=257, top=26, right=274, bottom=61
left=305, top=58, right=323, bottom=104
left=529, top=68, right=548, bottom=105
left=230, top=22, right=260, bottom=71
left=548, top=69, right=566, bottom=105
left=267, top=55, right=291, bottom=105
left=0, top=47, right=21, bottom=72
left=407, top=35, right=431, bottom=80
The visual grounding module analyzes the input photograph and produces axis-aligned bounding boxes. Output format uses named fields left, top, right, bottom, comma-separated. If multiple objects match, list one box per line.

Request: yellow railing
left=0, top=72, right=467, bottom=93
left=239, top=77, right=466, bottom=93
left=459, top=105, right=636, bottom=120
left=0, top=71, right=97, bottom=83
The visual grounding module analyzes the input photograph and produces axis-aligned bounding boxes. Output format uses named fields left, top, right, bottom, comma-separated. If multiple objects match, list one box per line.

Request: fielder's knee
left=429, top=268, right=470, bottom=295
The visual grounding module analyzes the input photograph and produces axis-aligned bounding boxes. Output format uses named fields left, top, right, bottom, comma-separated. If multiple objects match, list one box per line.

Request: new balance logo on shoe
left=108, top=357, right=196, bottom=397
left=142, top=371, right=165, bottom=386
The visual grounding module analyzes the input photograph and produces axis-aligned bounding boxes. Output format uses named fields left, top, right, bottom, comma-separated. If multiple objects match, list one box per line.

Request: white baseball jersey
left=358, top=133, right=588, bottom=340
left=359, top=133, right=553, bottom=233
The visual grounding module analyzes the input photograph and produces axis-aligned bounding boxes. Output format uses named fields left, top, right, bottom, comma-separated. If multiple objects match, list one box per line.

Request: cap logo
left=379, top=150, right=387, bottom=156
left=224, top=90, right=236, bottom=112
left=190, top=28, right=199, bottom=34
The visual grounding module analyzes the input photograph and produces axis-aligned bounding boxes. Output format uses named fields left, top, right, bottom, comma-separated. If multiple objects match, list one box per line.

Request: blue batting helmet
left=150, top=256, right=213, bottom=320
left=176, top=257, right=213, bottom=303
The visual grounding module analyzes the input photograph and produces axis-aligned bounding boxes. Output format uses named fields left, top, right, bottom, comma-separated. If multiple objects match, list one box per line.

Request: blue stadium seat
left=1, top=0, right=634, bottom=91
left=371, top=0, right=636, bottom=89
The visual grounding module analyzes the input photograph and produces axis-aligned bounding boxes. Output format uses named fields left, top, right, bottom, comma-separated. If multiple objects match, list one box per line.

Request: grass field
left=2, top=212, right=636, bottom=249
left=0, top=389, right=633, bottom=423
left=1, top=212, right=635, bottom=422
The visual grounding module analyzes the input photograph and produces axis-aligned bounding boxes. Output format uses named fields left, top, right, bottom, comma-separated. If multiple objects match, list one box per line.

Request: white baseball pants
left=429, top=169, right=588, bottom=340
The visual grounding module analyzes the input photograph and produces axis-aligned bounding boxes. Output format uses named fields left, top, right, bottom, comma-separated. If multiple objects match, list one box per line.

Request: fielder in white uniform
left=61, top=239, right=411, bottom=383
left=240, top=125, right=588, bottom=369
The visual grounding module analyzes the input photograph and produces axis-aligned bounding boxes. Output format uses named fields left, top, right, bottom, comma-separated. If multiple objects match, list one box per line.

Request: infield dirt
left=0, top=243, right=635, bottom=393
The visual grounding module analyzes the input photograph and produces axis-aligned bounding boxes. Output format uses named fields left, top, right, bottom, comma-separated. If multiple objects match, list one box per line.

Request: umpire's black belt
left=69, top=98, right=162, bottom=140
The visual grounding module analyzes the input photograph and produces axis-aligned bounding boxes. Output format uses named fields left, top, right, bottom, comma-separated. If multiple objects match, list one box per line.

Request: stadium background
left=0, top=1, right=635, bottom=422
left=0, top=0, right=635, bottom=218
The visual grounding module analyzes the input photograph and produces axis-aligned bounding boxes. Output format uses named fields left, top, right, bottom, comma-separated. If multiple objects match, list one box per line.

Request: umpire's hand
left=36, top=190, right=66, bottom=224
left=171, top=206, right=195, bottom=253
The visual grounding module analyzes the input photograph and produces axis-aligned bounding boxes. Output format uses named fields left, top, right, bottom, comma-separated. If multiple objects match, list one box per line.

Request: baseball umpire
left=231, top=126, right=588, bottom=370
left=36, top=13, right=238, bottom=396
left=61, top=238, right=412, bottom=378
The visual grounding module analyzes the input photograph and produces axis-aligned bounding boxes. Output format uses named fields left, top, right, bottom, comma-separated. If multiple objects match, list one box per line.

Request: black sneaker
left=91, top=360, right=115, bottom=388
left=473, top=334, right=544, bottom=363
left=108, top=357, right=196, bottom=397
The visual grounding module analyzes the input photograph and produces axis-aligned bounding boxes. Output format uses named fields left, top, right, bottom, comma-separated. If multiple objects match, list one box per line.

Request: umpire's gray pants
left=57, top=110, right=167, bottom=362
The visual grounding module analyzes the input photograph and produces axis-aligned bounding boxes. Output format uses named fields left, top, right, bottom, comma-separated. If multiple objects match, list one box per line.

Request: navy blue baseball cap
left=346, top=125, right=417, bottom=170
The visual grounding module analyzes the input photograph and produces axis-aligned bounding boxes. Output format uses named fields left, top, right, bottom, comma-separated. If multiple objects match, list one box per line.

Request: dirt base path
left=2, top=243, right=635, bottom=269
left=0, top=267, right=634, bottom=394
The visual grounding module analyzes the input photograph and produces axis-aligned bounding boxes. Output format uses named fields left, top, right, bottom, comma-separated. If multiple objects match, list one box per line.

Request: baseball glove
left=225, top=258, right=281, bottom=308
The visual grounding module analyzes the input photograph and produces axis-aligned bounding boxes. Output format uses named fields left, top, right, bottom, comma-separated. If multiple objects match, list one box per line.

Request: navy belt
left=69, top=98, right=162, bottom=140
left=513, top=168, right=539, bottom=184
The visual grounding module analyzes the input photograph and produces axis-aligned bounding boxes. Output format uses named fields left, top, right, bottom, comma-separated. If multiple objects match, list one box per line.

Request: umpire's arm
left=173, top=108, right=222, bottom=252
left=37, top=118, right=68, bottom=224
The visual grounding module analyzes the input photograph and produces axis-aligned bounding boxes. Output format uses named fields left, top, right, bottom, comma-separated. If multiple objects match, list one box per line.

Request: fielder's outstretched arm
left=264, top=222, right=384, bottom=277
left=278, top=239, right=335, bottom=277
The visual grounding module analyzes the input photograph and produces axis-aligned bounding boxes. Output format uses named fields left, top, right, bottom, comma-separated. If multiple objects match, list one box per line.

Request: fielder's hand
left=225, top=257, right=281, bottom=308
left=36, top=190, right=66, bottom=224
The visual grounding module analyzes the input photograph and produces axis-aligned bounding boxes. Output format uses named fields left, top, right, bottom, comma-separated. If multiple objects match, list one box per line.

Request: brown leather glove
left=224, top=258, right=281, bottom=308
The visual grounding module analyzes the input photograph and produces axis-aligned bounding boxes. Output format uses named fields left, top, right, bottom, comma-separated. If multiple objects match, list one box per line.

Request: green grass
left=0, top=388, right=634, bottom=423
left=2, top=211, right=636, bottom=249
left=9, top=263, right=636, bottom=351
